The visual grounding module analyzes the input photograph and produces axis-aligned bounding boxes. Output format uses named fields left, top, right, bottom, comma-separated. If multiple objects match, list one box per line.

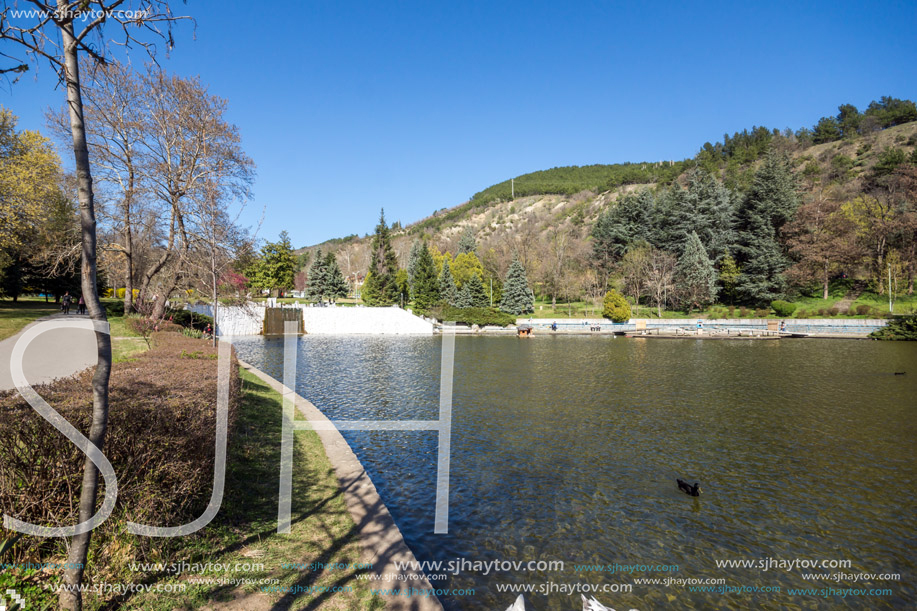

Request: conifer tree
left=676, top=231, right=718, bottom=311
left=324, top=251, right=349, bottom=302
left=306, top=247, right=328, bottom=302
left=412, top=242, right=440, bottom=311
left=462, top=272, right=490, bottom=308
left=439, top=259, right=458, bottom=305
left=457, top=227, right=477, bottom=254
left=499, top=259, right=535, bottom=315
left=362, top=209, right=400, bottom=305
left=407, top=238, right=422, bottom=290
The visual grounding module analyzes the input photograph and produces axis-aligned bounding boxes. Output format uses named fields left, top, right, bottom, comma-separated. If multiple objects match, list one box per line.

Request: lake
left=231, top=335, right=916, bottom=610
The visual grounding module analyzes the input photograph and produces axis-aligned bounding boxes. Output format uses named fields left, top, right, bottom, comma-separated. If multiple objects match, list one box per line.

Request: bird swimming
left=677, top=479, right=701, bottom=496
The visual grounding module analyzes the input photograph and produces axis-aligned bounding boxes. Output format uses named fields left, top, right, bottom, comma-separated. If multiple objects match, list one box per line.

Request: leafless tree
left=0, top=2, right=190, bottom=608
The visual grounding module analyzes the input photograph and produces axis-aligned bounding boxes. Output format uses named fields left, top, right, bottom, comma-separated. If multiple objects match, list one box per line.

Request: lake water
left=231, top=335, right=917, bottom=610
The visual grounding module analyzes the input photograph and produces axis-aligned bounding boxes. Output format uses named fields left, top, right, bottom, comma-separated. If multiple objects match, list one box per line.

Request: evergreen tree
left=407, top=238, right=423, bottom=290
left=676, top=231, right=718, bottom=311
left=412, top=242, right=440, bottom=312
left=454, top=282, right=472, bottom=308
left=718, top=252, right=740, bottom=305
left=362, top=209, right=400, bottom=305
left=324, top=251, right=349, bottom=302
left=592, top=189, right=653, bottom=279
left=462, top=272, right=490, bottom=308
left=438, top=259, right=458, bottom=305
left=457, top=227, right=477, bottom=254
left=247, top=231, right=297, bottom=296
left=306, top=247, right=328, bottom=301
left=734, top=152, right=798, bottom=305
left=499, top=259, right=534, bottom=315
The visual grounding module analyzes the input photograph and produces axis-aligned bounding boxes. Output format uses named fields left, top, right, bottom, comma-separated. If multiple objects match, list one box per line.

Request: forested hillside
left=296, top=96, right=917, bottom=313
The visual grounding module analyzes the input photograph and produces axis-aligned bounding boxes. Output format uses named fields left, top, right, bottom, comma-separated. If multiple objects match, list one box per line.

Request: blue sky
left=2, top=0, right=916, bottom=247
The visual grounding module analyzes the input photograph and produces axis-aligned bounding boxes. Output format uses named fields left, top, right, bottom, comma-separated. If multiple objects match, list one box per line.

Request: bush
left=828, top=307, right=840, bottom=316
left=844, top=307, right=856, bottom=316
left=168, top=309, right=214, bottom=329
left=103, top=300, right=125, bottom=317
left=817, top=308, right=827, bottom=316
left=856, top=304, right=871, bottom=316
left=602, top=290, right=631, bottom=323
left=728, top=305, right=735, bottom=317
left=796, top=309, right=808, bottom=319
left=771, top=300, right=797, bottom=317
left=181, top=327, right=204, bottom=339
left=433, top=306, right=516, bottom=327
left=0, top=333, right=239, bottom=580
left=739, top=307, right=749, bottom=317
left=869, top=315, right=917, bottom=340
left=754, top=308, right=769, bottom=318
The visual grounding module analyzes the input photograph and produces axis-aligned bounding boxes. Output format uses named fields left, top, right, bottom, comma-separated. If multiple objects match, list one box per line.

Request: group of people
left=60, top=291, right=86, bottom=315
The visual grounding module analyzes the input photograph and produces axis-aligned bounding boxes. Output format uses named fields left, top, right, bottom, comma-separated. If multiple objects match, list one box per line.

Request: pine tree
left=407, top=238, right=422, bottom=291
left=306, top=248, right=328, bottom=302
left=454, top=282, right=472, bottom=308
left=457, top=227, right=476, bottom=254
left=324, top=251, right=349, bottom=302
left=676, top=231, right=718, bottom=311
left=412, top=242, right=440, bottom=312
left=734, top=152, right=799, bottom=305
left=438, top=259, right=457, bottom=306
left=499, top=259, right=534, bottom=315
left=362, top=209, right=400, bottom=306
left=462, top=272, right=490, bottom=308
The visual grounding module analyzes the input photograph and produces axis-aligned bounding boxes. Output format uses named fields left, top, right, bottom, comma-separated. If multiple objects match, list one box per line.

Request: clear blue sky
left=2, top=0, right=916, bottom=247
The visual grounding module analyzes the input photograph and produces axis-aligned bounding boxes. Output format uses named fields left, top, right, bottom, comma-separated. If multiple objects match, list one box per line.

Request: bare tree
left=1, top=3, right=189, bottom=608
left=643, top=247, right=677, bottom=318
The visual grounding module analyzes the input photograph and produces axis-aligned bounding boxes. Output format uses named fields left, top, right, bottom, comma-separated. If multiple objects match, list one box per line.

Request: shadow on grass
left=105, top=370, right=382, bottom=610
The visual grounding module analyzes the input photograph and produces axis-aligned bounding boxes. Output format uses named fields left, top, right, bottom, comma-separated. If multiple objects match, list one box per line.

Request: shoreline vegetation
left=0, top=328, right=384, bottom=610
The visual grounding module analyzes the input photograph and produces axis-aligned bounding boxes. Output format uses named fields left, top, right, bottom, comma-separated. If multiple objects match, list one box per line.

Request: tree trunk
left=58, top=8, right=112, bottom=610
left=122, top=190, right=134, bottom=313
left=823, top=259, right=830, bottom=300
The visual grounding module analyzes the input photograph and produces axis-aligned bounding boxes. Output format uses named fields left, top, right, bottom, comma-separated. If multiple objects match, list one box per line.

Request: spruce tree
left=362, top=209, right=400, bottom=305
left=412, top=242, right=440, bottom=312
left=324, top=251, right=349, bottom=302
left=676, top=231, right=718, bottom=311
left=457, top=227, right=476, bottom=254
left=499, top=259, right=534, bottom=315
left=439, top=259, right=457, bottom=306
left=407, top=238, right=422, bottom=290
left=463, top=272, right=490, bottom=308
left=306, top=248, right=328, bottom=302
left=454, top=282, right=472, bottom=308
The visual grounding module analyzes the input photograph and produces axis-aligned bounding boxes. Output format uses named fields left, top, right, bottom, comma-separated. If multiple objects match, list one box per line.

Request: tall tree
left=455, top=272, right=489, bottom=308
left=499, top=259, right=534, bottom=315
left=411, top=242, right=439, bottom=312
left=676, top=231, right=718, bottom=311
left=438, top=259, right=458, bottom=306
left=324, top=251, right=349, bottom=302
left=457, top=226, right=477, bottom=254
left=734, top=152, right=799, bottom=304
left=0, top=3, right=189, bottom=608
left=248, top=231, right=296, bottom=296
left=406, top=238, right=422, bottom=289
left=362, top=209, right=399, bottom=305
left=305, top=248, right=328, bottom=302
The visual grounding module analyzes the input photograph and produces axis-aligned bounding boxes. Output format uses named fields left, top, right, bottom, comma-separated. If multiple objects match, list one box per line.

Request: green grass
left=116, top=368, right=384, bottom=611
left=0, top=297, right=58, bottom=341
left=112, top=338, right=149, bottom=363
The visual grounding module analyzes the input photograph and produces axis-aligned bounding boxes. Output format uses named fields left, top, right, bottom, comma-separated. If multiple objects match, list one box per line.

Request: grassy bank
left=0, top=298, right=58, bottom=341
left=109, top=367, right=383, bottom=611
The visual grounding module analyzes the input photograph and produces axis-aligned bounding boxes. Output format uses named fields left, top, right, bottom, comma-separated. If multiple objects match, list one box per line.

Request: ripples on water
left=232, top=336, right=917, bottom=610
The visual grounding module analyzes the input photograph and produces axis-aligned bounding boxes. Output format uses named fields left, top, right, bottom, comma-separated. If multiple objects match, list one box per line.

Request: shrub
left=795, top=309, right=808, bottom=319
left=181, top=327, right=204, bottom=339
left=817, top=308, right=827, bottom=316
left=828, top=307, right=840, bottom=316
left=0, top=334, right=239, bottom=578
left=754, top=308, right=769, bottom=318
left=433, top=306, right=516, bottom=327
left=728, top=305, right=735, bottom=317
left=844, top=307, right=856, bottom=317
left=602, top=290, right=631, bottom=323
left=103, top=300, right=125, bottom=317
left=168, top=309, right=214, bottom=329
left=739, top=307, right=749, bottom=317
left=856, top=304, right=871, bottom=316
left=869, top=315, right=917, bottom=340
left=771, top=300, right=797, bottom=317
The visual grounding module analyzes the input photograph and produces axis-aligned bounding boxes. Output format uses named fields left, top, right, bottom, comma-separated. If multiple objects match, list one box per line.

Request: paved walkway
left=0, top=313, right=98, bottom=392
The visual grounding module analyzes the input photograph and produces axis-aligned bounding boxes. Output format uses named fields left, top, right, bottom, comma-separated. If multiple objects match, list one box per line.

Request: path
left=834, top=281, right=868, bottom=312
left=0, top=313, right=97, bottom=392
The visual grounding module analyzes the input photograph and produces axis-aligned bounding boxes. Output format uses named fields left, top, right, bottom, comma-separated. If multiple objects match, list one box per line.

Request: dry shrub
left=0, top=332, right=239, bottom=575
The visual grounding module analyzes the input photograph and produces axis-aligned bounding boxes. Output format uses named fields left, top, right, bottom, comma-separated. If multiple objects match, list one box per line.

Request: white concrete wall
left=301, top=306, right=433, bottom=335
left=189, top=304, right=265, bottom=336
left=187, top=304, right=433, bottom=335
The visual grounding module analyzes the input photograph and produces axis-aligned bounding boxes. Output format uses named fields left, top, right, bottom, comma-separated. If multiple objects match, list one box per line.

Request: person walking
left=78, top=295, right=86, bottom=315
left=61, top=291, right=72, bottom=315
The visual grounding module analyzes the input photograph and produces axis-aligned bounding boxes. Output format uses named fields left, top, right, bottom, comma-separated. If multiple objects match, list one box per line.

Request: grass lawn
left=0, top=298, right=59, bottom=341
left=118, top=367, right=383, bottom=611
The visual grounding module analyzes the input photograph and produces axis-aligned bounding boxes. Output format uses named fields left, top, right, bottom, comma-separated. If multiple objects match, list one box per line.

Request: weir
left=263, top=307, right=304, bottom=336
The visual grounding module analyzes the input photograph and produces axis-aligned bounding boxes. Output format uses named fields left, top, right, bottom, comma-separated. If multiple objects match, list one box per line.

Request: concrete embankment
left=510, top=318, right=888, bottom=338
left=238, top=360, right=443, bottom=611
